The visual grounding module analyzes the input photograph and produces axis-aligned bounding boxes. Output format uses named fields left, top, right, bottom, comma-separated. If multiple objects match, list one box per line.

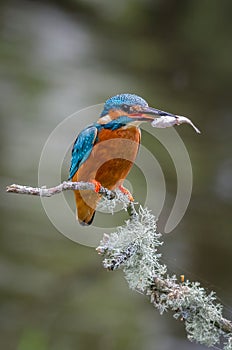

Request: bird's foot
left=118, top=185, right=134, bottom=202
left=90, top=180, right=101, bottom=193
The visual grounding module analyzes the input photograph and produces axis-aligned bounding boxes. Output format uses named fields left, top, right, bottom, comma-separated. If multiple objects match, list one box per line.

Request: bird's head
left=98, top=93, right=177, bottom=125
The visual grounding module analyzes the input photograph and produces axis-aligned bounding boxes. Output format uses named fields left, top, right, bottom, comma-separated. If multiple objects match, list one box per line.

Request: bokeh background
left=1, top=0, right=232, bottom=349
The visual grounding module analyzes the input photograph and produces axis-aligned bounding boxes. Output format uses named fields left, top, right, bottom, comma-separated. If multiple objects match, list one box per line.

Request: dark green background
left=1, top=1, right=232, bottom=349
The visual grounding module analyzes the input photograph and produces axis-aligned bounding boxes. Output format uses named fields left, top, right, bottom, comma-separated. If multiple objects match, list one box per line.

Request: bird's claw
left=90, top=180, right=101, bottom=193
left=118, top=185, right=134, bottom=201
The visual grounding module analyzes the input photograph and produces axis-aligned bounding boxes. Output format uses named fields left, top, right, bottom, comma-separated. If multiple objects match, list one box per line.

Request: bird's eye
left=122, top=104, right=131, bottom=113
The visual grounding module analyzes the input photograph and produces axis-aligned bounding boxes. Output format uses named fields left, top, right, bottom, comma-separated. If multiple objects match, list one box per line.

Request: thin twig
left=6, top=181, right=136, bottom=217
left=6, top=181, right=115, bottom=199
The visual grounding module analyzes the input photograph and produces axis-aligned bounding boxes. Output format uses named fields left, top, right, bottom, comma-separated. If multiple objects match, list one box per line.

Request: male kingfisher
left=69, top=93, right=198, bottom=225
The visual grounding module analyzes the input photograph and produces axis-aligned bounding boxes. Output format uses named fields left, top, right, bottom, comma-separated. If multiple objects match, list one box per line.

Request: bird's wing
left=69, top=125, right=98, bottom=179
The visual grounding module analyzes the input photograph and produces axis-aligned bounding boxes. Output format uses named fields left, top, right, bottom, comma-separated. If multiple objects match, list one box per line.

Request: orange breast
left=75, top=126, right=141, bottom=189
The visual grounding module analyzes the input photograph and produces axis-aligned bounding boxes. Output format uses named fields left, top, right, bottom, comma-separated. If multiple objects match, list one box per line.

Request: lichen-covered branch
left=97, top=207, right=232, bottom=349
left=6, top=181, right=115, bottom=199
left=6, top=181, right=232, bottom=349
left=151, top=276, right=232, bottom=335
left=6, top=181, right=137, bottom=217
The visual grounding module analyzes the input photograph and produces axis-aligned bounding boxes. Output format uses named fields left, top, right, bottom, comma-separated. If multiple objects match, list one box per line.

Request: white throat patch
left=98, top=114, right=112, bottom=124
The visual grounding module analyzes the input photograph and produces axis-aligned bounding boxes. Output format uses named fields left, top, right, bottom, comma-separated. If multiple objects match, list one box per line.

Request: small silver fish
left=151, top=115, right=201, bottom=134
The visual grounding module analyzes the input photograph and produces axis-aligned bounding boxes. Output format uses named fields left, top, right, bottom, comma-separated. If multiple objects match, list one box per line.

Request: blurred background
left=1, top=0, right=232, bottom=349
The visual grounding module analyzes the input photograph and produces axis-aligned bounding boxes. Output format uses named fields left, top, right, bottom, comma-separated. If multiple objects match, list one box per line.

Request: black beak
left=130, top=106, right=177, bottom=121
left=142, top=106, right=176, bottom=117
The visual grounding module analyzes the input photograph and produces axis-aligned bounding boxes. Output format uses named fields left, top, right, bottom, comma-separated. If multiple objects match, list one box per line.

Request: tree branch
left=6, top=181, right=115, bottom=199
left=96, top=207, right=232, bottom=349
left=6, top=181, right=232, bottom=349
left=151, top=276, right=232, bottom=335
left=6, top=181, right=137, bottom=218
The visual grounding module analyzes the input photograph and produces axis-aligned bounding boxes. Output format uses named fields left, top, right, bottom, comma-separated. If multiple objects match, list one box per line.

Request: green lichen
left=97, top=206, right=232, bottom=349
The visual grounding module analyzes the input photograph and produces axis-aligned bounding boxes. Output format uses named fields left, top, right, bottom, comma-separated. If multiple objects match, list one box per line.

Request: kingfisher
left=69, top=93, right=198, bottom=225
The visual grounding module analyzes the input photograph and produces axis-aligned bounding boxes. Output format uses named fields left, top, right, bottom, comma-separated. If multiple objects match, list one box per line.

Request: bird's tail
left=73, top=189, right=101, bottom=226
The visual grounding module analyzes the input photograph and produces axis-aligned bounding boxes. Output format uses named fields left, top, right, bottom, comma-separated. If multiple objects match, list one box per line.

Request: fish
left=151, top=115, right=201, bottom=134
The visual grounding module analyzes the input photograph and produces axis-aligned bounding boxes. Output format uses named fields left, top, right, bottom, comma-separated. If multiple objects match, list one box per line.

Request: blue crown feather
left=101, top=93, right=148, bottom=116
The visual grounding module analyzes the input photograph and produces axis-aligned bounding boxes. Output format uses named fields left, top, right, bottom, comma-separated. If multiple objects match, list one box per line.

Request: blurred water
left=1, top=1, right=232, bottom=349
